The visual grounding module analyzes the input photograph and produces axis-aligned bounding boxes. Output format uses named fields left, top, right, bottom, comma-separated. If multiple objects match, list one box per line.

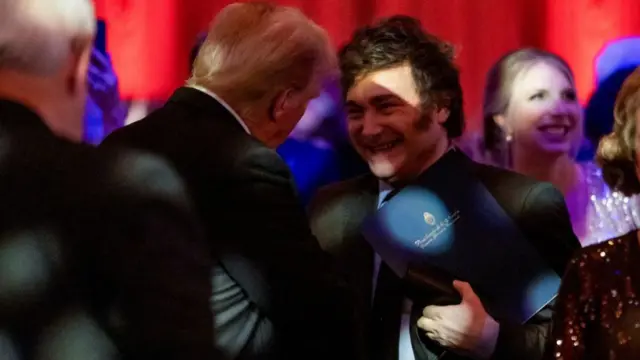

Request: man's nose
left=360, top=113, right=383, bottom=137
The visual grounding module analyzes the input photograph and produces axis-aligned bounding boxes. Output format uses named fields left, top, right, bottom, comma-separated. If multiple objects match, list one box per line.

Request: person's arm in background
left=87, top=48, right=128, bottom=142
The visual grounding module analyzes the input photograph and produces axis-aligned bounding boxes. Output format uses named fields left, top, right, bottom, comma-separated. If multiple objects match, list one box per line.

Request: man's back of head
left=188, top=2, right=338, bottom=148
left=0, top=0, right=96, bottom=141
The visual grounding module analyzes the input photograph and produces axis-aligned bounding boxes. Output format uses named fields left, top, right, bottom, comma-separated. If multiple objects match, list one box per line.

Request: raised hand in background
left=85, top=48, right=128, bottom=143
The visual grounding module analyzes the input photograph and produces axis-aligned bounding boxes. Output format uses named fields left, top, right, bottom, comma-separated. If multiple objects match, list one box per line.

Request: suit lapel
left=348, top=171, right=468, bottom=360
left=409, top=150, right=479, bottom=360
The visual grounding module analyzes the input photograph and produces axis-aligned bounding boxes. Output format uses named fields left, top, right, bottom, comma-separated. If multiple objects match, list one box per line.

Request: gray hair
left=0, top=0, right=96, bottom=75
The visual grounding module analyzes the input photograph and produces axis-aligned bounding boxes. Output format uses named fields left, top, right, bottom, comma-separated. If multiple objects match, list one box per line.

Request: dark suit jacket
left=308, top=150, right=580, bottom=360
left=102, top=87, right=355, bottom=360
left=0, top=99, right=215, bottom=359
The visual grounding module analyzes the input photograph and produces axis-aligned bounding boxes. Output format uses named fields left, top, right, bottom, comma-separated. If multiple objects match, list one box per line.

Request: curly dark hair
left=596, top=66, right=640, bottom=196
left=338, top=16, right=464, bottom=138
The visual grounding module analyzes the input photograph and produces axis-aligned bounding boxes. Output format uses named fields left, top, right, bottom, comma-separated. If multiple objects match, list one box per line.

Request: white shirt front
left=374, top=181, right=415, bottom=360
left=189, top=85, right=251, bottom=134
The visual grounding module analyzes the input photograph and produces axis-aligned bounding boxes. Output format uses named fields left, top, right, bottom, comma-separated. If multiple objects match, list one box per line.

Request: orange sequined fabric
left=548, top=231, right=640, bottom=360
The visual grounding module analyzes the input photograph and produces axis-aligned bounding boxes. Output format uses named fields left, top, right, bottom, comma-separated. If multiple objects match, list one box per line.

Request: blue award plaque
left=362, top=150, right=561, bottom=323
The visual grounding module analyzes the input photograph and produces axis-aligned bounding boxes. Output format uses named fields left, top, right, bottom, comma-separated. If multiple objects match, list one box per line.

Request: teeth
left=373, top=143, right=395, bottom=151
left=542, top=126, right=566, bottom=135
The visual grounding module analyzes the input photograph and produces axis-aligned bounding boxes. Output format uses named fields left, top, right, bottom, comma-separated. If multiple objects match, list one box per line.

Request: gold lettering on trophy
left=414, top=210, right=461, bottom=249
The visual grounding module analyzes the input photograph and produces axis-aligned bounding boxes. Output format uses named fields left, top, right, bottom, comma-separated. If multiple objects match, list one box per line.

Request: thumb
left=453, top=280, right=479, bottom=303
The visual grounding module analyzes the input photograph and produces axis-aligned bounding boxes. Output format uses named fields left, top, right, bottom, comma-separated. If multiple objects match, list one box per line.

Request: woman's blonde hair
left=482, top=48, right=575, bottom=166
left=596, top=66, right=640, bottom=196
left=187, top=2, right=337, bottom=121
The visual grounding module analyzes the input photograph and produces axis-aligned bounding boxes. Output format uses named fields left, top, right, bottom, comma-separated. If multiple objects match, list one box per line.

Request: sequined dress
left=576, top=162, right=640, bottom=246
left=547, top=232, right=640, bottom=360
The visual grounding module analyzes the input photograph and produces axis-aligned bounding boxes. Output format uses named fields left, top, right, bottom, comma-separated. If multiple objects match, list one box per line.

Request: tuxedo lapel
left=408, top=150, right=480, bottom=360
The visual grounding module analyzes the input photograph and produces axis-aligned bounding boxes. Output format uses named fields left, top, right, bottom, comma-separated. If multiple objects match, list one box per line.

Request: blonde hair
left=0, top=0, right=96, bottom=75
left=597, top=66, right=640, bottom=195
left=482, top=48, right=575, bottom=166
left=187, top=2, right=337, bottom=120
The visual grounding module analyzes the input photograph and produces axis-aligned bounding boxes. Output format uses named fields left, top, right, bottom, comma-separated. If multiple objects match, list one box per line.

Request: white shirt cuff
left=474, top=316, right=500, bottom=359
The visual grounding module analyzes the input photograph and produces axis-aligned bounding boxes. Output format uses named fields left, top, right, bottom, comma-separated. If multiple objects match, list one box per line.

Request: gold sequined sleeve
left=546, top=255, right=589, bottom=360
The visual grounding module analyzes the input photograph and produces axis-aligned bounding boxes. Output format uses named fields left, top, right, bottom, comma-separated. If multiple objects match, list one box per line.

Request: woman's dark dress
left=547, top=230, right=640, bottom=359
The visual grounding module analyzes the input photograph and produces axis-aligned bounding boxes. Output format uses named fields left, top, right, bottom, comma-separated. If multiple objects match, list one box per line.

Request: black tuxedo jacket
left=102, top=87, right=355, bottom=360
left=0, top=99, right=215, bottom=359
left=308, top=150, right=581, bottom=360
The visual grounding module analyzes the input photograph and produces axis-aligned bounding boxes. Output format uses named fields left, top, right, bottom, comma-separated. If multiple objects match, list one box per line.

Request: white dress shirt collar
left=377, top=180, right=394, bottom=208
left=189, top=85, right=251, bottom=134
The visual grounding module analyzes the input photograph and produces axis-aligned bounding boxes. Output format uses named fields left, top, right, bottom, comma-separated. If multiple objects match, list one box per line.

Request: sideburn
left=414, top=111, right=433, bottom=131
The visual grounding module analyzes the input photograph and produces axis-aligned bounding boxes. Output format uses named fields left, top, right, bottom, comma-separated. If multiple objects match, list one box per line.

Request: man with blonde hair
left=188, top=1, right=337, bottom=145
left=0, top=0, right=215, bottom=359
left=103, top=2, right=354, bottom=360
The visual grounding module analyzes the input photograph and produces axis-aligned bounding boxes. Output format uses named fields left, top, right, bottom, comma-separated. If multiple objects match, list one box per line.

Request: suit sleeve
left=96, top=152, right=216, bottom=360
left=491, top=183, right=581, bottom=360
left=222, top=147, right=354, bottom=359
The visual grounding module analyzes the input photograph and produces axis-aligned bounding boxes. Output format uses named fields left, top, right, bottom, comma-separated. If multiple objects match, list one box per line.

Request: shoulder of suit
left=316, top=173, right=373, bottom=199
left=308, top=173, right=374, bottom=216
left=474, top=161, right=554, bottom=193
left=470, top=161, right=567, bottom=218
left=474, top=161, right=536, bottom=184
left=94, top=147, right=191, bottom=208
left=236, top=141, right=288, bottom=173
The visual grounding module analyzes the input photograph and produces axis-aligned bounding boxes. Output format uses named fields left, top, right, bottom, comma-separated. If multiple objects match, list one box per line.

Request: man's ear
left=66, top=37, right=93, bottom=96
left=271, top=87, right=304, bottom=121
left=432, top=107, right=450, bottom=125
left=269, top=88, right=290, bottom=122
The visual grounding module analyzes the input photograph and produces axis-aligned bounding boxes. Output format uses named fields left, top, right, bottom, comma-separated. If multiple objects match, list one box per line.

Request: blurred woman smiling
left=480, top=48, right=640, bottom=246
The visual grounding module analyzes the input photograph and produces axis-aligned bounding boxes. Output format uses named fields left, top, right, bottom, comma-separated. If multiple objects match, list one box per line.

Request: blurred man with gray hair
left=0, top=1, right=216, bottom=359
left=103, top=2, right=356, bottom=359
